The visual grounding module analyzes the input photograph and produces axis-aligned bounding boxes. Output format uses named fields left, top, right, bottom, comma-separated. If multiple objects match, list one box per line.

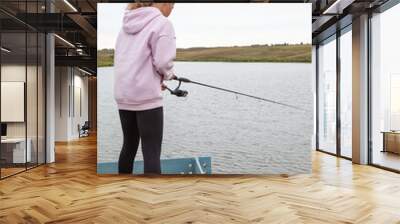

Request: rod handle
left=175, top=77, right=191, bottom=83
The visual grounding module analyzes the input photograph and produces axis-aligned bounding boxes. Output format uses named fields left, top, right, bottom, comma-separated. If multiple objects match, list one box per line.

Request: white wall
left=55, top=66, right=69, bottom=141
left=71, top=72, right=89, bottom=138
left=1, top=65, right=26, bottom=133
left=54, top=67, right=89, bottom=141
left=1, top=65, right=39, bottom=138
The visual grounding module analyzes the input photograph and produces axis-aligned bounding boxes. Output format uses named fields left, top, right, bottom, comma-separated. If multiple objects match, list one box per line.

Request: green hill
left=97, top=49, right=115, bottom=67
left=97, top=43, right=311, bottom=67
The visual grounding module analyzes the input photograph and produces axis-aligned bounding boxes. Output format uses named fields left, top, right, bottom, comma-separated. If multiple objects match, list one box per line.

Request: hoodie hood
left=122, top=7, right=162, bottom=34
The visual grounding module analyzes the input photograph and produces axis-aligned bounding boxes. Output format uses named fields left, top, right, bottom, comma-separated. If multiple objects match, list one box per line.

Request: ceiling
left=309, top=0, right=390, bottom=43
left=1, top=0, right=97, bottom=74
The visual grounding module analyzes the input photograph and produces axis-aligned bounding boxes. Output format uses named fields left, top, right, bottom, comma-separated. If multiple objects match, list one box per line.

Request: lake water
left=98, top=62, right=313, bottom=174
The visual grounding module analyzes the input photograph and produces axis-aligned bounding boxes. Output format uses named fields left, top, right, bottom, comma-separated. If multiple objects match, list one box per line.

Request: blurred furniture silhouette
left=382, top=131, right=400, bottom=154
left=1, top=138, right=32, bottom=166
left=79, top=121, right=90, bottom=138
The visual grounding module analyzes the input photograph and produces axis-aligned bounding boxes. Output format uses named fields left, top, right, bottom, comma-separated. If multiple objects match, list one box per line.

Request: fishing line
left=166, top=76, right=307, bottom=112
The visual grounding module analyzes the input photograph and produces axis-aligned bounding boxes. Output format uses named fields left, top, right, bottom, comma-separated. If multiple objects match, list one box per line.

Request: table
left=381, top=131, right=400, bottom=154
left=1, top=138, right=31, bottom=163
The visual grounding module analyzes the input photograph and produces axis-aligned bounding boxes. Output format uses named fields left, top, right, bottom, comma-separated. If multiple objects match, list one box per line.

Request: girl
left=114, top=2, right=176, bottom=174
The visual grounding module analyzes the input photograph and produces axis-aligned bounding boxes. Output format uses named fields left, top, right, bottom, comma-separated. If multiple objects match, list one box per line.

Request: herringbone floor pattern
left=1, top=134, right=400, bottom=223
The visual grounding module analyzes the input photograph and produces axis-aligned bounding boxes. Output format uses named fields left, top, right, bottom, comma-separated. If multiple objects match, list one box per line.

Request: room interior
left=0, top=1, right=96, bottom=178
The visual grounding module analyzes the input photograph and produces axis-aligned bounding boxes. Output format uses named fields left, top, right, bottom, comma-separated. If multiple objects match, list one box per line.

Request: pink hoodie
left=114, top=7, right=176, bottom=111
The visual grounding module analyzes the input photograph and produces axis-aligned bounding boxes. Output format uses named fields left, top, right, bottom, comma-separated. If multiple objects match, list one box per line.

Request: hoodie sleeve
left=150, top=20, right=176, bottom=80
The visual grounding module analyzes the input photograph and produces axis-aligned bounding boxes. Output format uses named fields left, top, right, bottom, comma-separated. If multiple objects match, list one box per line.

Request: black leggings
left=118, top=107, right=163, bottom=174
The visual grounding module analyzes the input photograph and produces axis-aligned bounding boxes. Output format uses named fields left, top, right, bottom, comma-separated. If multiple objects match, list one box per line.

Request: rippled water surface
left=98, top=62, right=313, bottom=174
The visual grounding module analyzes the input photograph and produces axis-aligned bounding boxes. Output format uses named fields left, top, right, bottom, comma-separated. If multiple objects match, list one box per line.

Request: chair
left=79, top=121, right=90, bottom=138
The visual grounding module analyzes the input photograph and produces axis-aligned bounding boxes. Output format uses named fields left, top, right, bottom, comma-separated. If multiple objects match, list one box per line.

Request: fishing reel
left=165, top=77, right=188, bottom=97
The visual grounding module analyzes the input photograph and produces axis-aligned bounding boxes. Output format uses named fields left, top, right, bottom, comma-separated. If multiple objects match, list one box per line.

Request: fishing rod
left=166, top=76, right=306, bottom=112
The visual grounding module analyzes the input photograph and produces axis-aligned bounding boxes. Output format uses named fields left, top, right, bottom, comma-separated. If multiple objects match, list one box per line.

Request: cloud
left=98, top=3, right=311, bottom=49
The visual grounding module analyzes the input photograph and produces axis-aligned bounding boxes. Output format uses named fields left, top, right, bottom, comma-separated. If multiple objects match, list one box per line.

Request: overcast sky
left=98, top=3, right=311, bottom=49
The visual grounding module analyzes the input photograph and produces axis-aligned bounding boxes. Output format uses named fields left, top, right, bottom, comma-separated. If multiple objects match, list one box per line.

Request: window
left=317, top=36, right=337, bottom=154
left=0, top=1, right=46, bottom=179
left=390, top=74, right=400, bottom=131
left=340, top=28, right=352, bottom=158
left=371, top=3, right=400, bottom=171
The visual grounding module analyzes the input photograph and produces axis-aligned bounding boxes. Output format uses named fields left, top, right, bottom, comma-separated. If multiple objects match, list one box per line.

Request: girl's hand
left=161, top=83, right=167, bottom=91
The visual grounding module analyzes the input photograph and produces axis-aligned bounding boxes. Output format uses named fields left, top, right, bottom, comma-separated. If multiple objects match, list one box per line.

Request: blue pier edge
left=97, top=157, right=212, bottom=174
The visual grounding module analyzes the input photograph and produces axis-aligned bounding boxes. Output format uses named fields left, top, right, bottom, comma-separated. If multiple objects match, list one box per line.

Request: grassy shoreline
left=98, top=44, right=311, bottom=67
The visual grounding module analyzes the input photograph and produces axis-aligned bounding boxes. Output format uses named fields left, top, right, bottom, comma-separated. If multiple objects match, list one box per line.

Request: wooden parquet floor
left=1, top=134, right=400, bottom=224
